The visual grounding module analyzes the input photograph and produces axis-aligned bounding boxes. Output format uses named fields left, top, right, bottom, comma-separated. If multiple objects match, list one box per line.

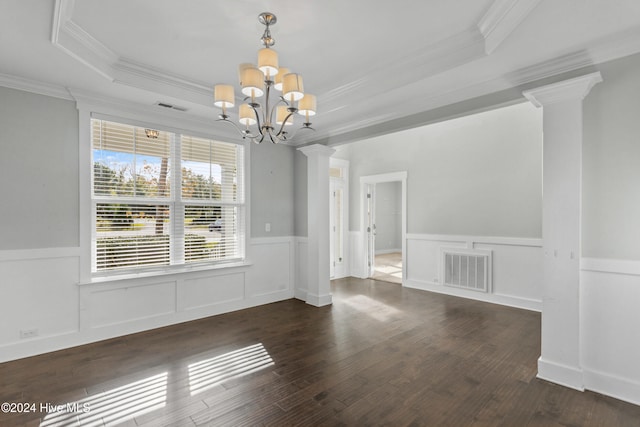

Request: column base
left=537, top=357, right=584, bottom=391
left=306, top=292, right=333, bottom=307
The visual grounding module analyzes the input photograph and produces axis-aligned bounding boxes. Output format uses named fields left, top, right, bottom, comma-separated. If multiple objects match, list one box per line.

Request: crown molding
left=51, top=0, right=213, bottom=107
left=522, top=72, right=603, bottom=107
left=478, top=0, right=542, bottom=54
left=320, top=27, right=486, bottom=107
left=588, top=24, right=640, bottom=65
left=297, top=144, right=336, bottom=157
left=69, top=88, right=238, bottom=142
left=0, top=72, right=73, bottom=100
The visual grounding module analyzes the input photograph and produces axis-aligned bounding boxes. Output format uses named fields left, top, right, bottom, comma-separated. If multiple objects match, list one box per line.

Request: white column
left=523, top=72, right=602, bottom=390
left=298, top=144, right=336, bottom=307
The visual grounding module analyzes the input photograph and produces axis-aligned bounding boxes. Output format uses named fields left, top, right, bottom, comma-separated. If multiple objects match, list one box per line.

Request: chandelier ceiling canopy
left=214, top=12, right=316, bottom=144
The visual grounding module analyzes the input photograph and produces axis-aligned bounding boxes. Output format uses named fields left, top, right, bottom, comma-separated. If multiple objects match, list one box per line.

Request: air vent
left=155, top=102, right=188, bottom=112
left=441, top=248, right=492, bottom=293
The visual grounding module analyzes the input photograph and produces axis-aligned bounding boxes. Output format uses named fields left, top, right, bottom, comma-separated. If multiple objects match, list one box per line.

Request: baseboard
left=294, top=288, right=308, bottom=301
left=537, top=357, right=584, bottom=391
left=404, top=279, right=542, bottom=312
left=584, top=368, right=640, bottom=406
left=305, top=292, right=333, bottom=307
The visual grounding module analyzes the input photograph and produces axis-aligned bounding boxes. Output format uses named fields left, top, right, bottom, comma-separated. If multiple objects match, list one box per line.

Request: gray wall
left=293, top=149, right=308, bottom=237
left=0, top=87, right=296, bottom=253
left=0, top=87, right=79, bottom=250
left=583, top=53, right=640, bottom=260
left=374, top=181, right=402, bottom=252
left=249, top=142, right=295, bottom=237
left=334, top=101, right=543, bottom=238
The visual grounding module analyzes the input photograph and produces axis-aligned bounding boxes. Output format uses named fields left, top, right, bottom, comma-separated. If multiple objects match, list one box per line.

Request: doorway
left=330, top=158, right=349, bottom=279
left=360, top=172, right=407, bottom=284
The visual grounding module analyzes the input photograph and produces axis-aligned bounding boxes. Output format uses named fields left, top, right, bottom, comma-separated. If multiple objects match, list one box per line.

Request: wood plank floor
left=2, top=277, right=640, bottom=426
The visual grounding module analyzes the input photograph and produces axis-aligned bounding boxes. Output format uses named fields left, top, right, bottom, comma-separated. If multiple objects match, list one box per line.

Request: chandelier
left=213, top=12, right=316, bottom=144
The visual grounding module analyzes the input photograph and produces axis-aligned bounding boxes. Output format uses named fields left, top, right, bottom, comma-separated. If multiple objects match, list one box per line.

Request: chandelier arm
left=216, top=117, right=247, bottom=138
left=264, top=81, right=275, bottom=130
left=250, top=104, right=263, bottom=133
left=281, top=123, right=315, bottom=141
left=216, top=117, right=264, bottom=141
left=274, top=111, right=295, bottom=138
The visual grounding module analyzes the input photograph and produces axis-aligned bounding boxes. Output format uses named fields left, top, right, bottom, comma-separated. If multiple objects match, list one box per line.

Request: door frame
left=330, top=158, right=349, bottom=279
left=360, top=171, right=407, bottom=282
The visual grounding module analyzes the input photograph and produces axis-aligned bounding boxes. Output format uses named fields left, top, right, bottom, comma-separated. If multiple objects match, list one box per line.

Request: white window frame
left=77, top=102, right=251, bottom=283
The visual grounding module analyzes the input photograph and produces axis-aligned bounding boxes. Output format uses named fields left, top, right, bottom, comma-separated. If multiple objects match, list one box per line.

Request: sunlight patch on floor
left=41, top=372, right=168, bottom=427
left=188, top=343, right=274, bottom=396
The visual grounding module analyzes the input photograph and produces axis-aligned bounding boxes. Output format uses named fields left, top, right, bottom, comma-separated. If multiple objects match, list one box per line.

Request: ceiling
left=2, top=0, right=640, bottom=146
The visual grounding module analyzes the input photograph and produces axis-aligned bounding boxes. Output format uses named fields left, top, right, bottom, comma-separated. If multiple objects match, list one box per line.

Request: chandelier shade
left=213, top=85, right=235, bottom=108
left=240, top=67, right=265, bottom=98
left=282, top=73, right=304, bottom=102
left=298, top=94, right=317, bottom=117
left=213, top=12, right=316, bottom=144
left=276, top=106, right=293, bottom=126
left=258, top=48, right=279, bottom=77
left=239, top=104, right=257, bottom=126
left=273, top=67, right=290, bottom=91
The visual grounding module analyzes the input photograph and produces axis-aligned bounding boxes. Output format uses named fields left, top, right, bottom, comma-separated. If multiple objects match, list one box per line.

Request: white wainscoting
left=295, top=237, right=308, bottom=301
left=0, top=237, right=296, bottom=363
left=404, top=234, right=543, bottom=311
left=580, top=258, right=640, bottom=406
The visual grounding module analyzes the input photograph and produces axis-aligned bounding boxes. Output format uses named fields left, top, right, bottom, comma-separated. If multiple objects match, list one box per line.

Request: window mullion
left=172, top=133, right=184, bottom=266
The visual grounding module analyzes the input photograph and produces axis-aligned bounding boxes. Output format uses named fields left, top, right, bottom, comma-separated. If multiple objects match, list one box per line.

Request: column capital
left=297, top=143, right=336, bottom=158
left=523, top=72, right=603, bottom=108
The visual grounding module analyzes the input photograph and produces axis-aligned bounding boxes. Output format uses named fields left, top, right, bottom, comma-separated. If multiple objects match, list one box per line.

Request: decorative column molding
left=523, top=72, right=603, bottom=107
left=298, top=144, right=336, bottom=307
left=523, top=71, right=602, bottom=391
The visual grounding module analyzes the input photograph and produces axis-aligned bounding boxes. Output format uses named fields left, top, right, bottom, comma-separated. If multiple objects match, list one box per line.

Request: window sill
left=79, top=260, right=253, bottom=286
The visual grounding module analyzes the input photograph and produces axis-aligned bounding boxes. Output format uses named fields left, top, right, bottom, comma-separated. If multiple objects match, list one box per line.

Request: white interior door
left=366, top=184, right=376, bottom=278
left=330, top=180, right=347, bottom=279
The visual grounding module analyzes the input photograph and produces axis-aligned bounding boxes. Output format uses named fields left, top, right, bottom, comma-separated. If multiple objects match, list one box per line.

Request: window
left=91, top=119, right=245, bottom=273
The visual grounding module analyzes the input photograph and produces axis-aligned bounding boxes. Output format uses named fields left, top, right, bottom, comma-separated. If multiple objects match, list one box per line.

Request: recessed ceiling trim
left=320, top=27, right=487, bottom=107
left=51, top=0, right=213, bottom=107
left=522, top=72, right=603, bottom=107
left=0, top=72, right=73, bottom=100
left=478, top=0, right=543, bottom=54
left=69, top=88, right=241, bottom=143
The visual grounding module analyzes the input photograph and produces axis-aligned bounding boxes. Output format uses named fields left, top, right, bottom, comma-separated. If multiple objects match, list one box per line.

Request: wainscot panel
left=0, top=238, right=296, bottom=363
left=246, top=237, right=294, bottom=299
left=581, top=260, right=640, bottom=406
left=295, top=237, right=308, bottom=300
left=404, top=234, right=542, bottom=311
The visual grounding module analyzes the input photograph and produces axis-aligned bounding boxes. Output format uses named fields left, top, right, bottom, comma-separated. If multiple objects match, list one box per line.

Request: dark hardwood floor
left=2, top=277, right=640, bottom=426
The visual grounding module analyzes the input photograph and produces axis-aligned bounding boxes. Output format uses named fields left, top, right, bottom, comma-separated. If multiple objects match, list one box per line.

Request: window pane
left=92, top=120, right=171, bottom=198
left=181, top=136, right=238, bottom=201
left=184, top=205, right=239, bottom=263
left=95, top=203, right=170, bottom=271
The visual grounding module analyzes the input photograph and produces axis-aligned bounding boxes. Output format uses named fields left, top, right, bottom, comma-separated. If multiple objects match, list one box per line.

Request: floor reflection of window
left=188, top=343, right=274, bottom=395
left=41, top=372, right=168, bottom=427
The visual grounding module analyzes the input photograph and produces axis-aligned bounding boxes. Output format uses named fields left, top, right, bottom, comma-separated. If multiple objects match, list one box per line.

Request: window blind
left=91, top=119, right=245, bottom=273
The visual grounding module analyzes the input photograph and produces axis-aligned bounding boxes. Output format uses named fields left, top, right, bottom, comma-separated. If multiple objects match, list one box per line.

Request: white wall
left=0, top=87, right=298, bottom=363
left=578, top=52, right=640, bottom=405
left=405, top=234, right=542, bottom=311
